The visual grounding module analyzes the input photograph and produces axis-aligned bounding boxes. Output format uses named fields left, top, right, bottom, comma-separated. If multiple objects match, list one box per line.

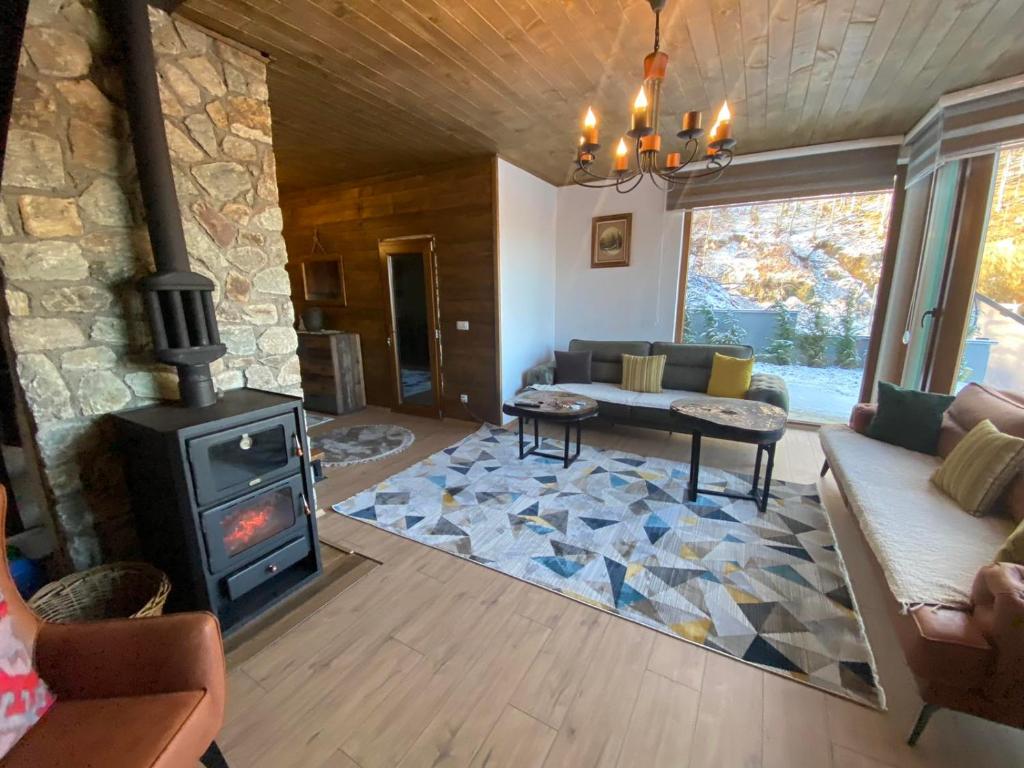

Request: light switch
left=456, top=320, right=470, bottom=331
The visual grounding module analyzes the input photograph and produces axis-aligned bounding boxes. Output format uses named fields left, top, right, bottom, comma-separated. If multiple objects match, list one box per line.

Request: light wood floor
left=217, top=407, right=1024, bottom=768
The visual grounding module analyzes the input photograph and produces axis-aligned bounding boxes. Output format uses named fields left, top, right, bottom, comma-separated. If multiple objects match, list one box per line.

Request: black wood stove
left=113, top=391, right=322, bottom=635
left=99, top=2, right=322, bottom=635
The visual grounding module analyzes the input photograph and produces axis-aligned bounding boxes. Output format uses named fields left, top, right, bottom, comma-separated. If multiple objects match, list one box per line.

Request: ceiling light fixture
left=573, top=0, right=737, bottom=192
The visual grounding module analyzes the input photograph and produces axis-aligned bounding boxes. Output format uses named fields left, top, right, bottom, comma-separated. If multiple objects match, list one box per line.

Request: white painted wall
left=497, top=159, right=557, bottom=404
left=553, top=182, right=684, bottom=349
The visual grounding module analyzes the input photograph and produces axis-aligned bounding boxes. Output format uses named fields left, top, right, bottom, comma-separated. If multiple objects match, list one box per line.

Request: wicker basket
left=28, top=562, right=171, bottom=622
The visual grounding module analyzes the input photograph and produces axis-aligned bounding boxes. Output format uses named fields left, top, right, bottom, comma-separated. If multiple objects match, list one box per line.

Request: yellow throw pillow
left=706, top=353, right=753, bottom=399
left=621, top=354, right=666, bottom=393
left=932, top=419, right=1024, bottom=517
left=995, top=517, right=1024, bottom=564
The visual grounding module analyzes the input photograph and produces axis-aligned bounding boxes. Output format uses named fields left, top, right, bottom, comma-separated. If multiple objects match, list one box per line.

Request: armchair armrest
left=970, top=563, right=1024, bottom=700
left=850, top=403, right=877, bottom=434
left=746, top=373, right=788, bottom=413
left=34, top=611, right=225, bottom=717
left=523, top=361, right=556, bottom=388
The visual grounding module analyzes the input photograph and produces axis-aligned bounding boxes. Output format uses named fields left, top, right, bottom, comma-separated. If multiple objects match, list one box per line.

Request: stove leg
left=201, top=741, right=230, bottom=768
left=907, top=703, right=939, bottom=746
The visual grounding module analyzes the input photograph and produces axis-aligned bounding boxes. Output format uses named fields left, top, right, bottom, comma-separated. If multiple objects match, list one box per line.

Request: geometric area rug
left=332, top=425, right=885, bottom=709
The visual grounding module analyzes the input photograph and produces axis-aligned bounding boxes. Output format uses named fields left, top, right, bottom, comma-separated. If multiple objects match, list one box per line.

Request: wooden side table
left=297, top=331, right=366, bottom=414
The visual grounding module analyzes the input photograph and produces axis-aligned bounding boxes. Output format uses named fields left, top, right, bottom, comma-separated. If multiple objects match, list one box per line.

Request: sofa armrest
left=850, top=403, right=877, bottom=434
left=524, top=361, right=555, bottom=388
left=746, top=373, right=788, bottom=413
left=35, top=612, right=225, bottom=717
left=970, top=563, right=1024, bottom=700
left=904, top=606, right=993, bottom=691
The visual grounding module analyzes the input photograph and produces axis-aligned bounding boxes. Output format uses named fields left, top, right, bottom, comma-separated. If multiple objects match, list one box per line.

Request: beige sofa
left=820, top=383, right=1024, bottom=743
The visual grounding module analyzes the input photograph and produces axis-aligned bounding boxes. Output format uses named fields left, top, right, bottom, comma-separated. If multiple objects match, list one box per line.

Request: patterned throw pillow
left=621, top=354, right=666, bottom=393
left=0, top=593, right=55, bottom=758
left=932, top=419, right=1024, bottom=517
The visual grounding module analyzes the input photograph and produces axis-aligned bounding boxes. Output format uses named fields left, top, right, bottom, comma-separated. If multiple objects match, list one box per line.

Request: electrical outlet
left=460, top=394, right=469, bottom=403
left=456, top=320, right=470, bottom=331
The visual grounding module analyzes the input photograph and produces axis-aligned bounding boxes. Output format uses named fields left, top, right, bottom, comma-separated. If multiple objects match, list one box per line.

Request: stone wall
left=0, top=0, right=301, bottom=569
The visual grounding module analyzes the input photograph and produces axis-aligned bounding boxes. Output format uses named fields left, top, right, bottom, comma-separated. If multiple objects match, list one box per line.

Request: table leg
left=575, top=421, right=582, bottom=458
left=533, top=416, right=539, bottom=451
left=751, top=444, right=763, bottom=494
left=760, top=442, right=777, bottom=513
left=563, top=423, right=571, bottom=468
left=518, top=416, right=525, bottom=459
left=688, top=433, right=701, bottom=502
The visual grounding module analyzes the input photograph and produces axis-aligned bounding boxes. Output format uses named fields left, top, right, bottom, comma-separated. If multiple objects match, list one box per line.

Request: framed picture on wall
left=591, top=213, right=632, bottom=268
left=299, top=256, right=346, bottom=305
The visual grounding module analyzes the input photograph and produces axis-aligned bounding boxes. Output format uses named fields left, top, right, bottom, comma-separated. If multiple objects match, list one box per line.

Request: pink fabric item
left=0, top=593, right=55, bottom=758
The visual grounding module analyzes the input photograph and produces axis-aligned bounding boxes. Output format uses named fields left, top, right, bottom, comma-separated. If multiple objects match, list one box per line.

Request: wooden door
left=378, top=237, right=443, bottom=418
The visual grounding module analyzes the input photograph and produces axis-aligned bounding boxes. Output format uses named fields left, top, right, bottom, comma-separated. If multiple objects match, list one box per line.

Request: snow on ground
left=754, top=362, right=862, bottom=423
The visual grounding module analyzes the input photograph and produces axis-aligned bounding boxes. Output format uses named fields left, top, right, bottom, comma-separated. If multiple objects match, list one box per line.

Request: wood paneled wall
left=281, top=157, right=500, bottom=423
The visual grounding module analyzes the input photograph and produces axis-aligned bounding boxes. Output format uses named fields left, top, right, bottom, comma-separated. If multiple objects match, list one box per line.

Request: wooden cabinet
left=297, top=331, right=366, bottom=414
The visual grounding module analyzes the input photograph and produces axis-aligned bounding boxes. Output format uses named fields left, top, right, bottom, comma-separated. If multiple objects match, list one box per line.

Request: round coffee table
left=502, top=390, right=598, bottom=469
left=670, top=399, right=787, bottom=513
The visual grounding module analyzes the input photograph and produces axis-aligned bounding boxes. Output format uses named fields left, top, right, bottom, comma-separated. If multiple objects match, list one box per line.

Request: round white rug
left=314, top=424, right=415, bottom=467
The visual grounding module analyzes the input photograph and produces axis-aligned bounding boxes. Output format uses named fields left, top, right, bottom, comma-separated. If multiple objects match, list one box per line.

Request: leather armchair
left=0, top=487, right=229, bottom=767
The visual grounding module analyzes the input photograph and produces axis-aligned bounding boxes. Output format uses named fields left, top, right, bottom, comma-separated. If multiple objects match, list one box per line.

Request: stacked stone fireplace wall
left=0, top=0, right=301, bottom=569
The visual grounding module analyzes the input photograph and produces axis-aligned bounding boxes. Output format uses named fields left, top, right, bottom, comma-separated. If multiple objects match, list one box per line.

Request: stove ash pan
left=113, top=389, right=323, bottom=635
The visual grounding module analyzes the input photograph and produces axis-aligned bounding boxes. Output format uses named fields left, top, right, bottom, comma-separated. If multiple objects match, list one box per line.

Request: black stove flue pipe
left=99, top=0, right=225, bottom=407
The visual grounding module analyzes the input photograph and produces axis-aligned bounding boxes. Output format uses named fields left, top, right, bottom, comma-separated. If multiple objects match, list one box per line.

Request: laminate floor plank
left=541, top=618, right=656, bottom=768
left=508, top=599, right=609, bottom=729
left=615, top=670, right=701, bottom=767
left=468, top=706, right=557, bottom=768
left=688, top=652, right=764, bottom=768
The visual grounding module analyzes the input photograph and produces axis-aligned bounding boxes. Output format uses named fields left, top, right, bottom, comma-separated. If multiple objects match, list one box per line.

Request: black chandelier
left=573, top=0, right=737, bottom=191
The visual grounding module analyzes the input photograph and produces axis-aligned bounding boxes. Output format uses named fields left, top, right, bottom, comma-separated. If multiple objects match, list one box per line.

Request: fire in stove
left=221, top=496, right=291, bottom=557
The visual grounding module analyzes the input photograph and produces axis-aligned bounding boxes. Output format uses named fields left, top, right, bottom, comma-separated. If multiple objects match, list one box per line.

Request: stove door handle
left=301, top=493, right=312, bottom=517
left=293, top=433, right=304, bottom=458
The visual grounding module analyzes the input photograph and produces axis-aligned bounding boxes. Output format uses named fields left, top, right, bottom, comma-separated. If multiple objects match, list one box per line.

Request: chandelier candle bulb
left=682, top=110, right=701, bottom=133
left=614, top=138, right=629, bottom=171
left=583, top=107, right=599, bottom=146
left=630, top=87, right=652, bottom=135
left=714, top=102, right=732, bottom=140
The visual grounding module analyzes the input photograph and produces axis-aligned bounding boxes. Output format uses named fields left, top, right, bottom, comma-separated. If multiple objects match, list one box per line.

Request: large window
left=683, top=192, right=894, bottom=423
left=958, top=145, right=1024, bottom=393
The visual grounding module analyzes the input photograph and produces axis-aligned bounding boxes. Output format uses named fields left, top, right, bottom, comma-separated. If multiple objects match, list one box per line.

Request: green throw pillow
left=866, top=382, right=955, bottom=455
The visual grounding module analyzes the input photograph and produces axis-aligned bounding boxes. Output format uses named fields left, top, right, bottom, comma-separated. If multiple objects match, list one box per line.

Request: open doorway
left=379, top=237, right=443, bottom=418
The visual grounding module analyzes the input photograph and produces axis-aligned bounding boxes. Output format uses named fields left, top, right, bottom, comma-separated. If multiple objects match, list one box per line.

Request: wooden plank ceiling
left=177, top=0, right=1024, bottom=191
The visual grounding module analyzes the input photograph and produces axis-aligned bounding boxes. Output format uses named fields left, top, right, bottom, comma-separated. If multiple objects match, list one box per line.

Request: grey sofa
left=524, top=340, right=789, bottom=432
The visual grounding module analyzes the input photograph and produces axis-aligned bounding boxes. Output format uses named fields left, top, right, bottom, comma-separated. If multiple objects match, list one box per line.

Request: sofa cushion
left=621, top=354, right=666, bottom=393
left=820, top=424, right=1014, bottom=608
left=554, top=350, right=592, bottom=385
left=939, top=383, right=1024, bottom=523
left=653, top=342, right=752, bottom=392
left=932, top=419, right=1024, bottom=517
left=707, top=353, right=753, bottom=399
left=568, top=340, right=650, bottom=384
left=866, top=381, right=954, bottom=455
left=534, top=382, right=711, bottom=411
